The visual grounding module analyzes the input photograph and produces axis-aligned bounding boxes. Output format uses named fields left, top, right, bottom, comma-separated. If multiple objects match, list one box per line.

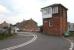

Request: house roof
left=0, top=21, right=10, bottom=28
left=16, top=19, right=38, bottom=28
left=41, top=4, right=68, bottom=10
left=21, top=19, right=37, bottom=24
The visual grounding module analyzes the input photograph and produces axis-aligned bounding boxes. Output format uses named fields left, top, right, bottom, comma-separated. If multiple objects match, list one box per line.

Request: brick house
left=0, top=21, right=11, bottom=34
left=0, top=21, right=10, bottom=28
left=16, top=19, right=39, bottom=32
left=41, top=4, right=68, bottom=36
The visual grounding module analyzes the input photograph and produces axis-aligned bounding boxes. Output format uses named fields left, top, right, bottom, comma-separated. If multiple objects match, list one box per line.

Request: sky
left=0, top=0, right=74, bottom=26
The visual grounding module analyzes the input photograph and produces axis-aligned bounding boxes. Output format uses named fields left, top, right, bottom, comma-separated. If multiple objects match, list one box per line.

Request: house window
left=52, top=7, right=58, bottom=14
left=49, top=20, right=51, bottom=27
left=41, top=7, right=52, bottom=18
left=43, top=9, right=47, bottom=15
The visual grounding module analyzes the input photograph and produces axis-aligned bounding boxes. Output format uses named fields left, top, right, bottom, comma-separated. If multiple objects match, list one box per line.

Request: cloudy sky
left=0, top=0, right=74, bottom=26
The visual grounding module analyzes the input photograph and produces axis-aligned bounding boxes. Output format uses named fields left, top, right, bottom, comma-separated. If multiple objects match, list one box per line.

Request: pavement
left=65, top=37, right=74, bottom=50
left=0, top=32, right=71, bottom=50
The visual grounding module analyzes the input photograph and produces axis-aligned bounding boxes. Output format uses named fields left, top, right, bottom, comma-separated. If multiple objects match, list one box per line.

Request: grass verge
left=64, top=32, right=74, bottom=43
left=0, top=33, right=16, bottom=40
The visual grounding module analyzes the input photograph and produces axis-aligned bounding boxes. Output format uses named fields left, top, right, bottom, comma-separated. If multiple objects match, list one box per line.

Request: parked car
left=64, top=32, right=70, bottom=37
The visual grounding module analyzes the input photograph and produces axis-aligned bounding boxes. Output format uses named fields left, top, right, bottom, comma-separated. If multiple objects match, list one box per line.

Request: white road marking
left=1, top=33, right=37, bottom=50
left=63, top=37, right=74, bottom=50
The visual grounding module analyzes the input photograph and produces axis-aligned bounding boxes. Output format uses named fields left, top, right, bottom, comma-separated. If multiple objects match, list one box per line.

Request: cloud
left=0, top=0, right=74, bottom=25
left=6, top=16, right=25, bottom=24
left=0, top=5, right=10, bottom=14
left=0, top=0, right=45, bottom=25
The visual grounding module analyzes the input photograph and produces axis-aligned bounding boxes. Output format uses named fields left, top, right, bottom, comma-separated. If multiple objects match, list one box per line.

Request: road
left=0, top=32, right=71, bottom=50
left=0, top=32, right=34, bottom=50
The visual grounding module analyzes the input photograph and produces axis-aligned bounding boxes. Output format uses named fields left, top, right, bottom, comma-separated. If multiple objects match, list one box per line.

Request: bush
left=0, top=33, right=13, bottom=40
left=69, top=31, right=74, bottom=36
left=64, top=31, right=74, bottom=37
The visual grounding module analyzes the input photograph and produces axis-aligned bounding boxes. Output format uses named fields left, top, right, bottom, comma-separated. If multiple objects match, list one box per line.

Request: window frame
left=49, top=20, right=51, bottom=27
left=52, top=6, right=58, bottom=14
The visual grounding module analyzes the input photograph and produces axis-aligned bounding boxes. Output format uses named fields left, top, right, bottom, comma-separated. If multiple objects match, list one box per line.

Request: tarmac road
left=14, top=32, right=71, bottom=50
left=0, top=32, right=34, bottom=50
